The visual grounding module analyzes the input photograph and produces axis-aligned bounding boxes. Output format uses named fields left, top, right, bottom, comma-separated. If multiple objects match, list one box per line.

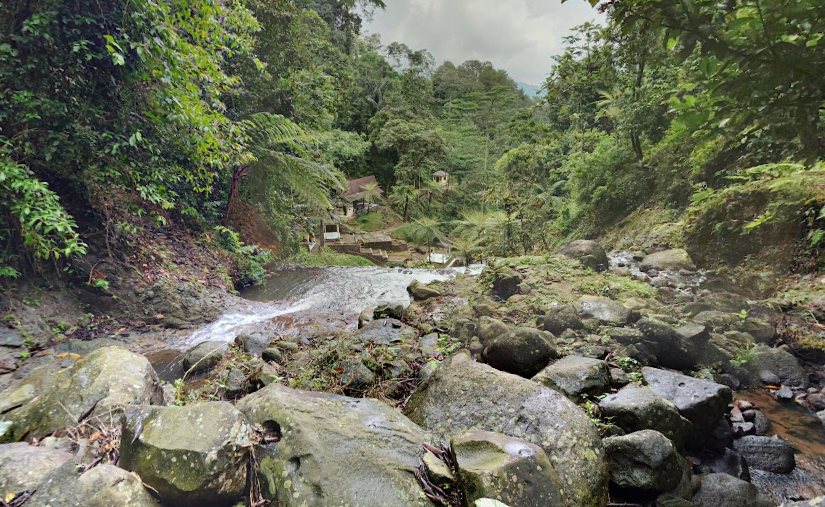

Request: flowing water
left=148, top=265, right=468, bottom=380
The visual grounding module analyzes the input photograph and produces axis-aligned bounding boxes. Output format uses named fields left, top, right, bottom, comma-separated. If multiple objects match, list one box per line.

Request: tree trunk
left=224, top=165, right=249, bottom=225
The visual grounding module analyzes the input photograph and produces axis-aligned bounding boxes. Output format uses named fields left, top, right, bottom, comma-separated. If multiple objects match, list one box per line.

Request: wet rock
left=261, top=347, right=283, bottom=363
left=732, top=435, right=796, bottom=474
left=451, top=430, right=567, bottom=507
left=183, top=341, right=229, bottom=372
left=640, top=249, right=696, bottom=273
left=532, top=356, right=610, bottom=401
left=354, top=318, right=418, bottom=344
left=0, top=348, right=163, bottom=443
left=776, top=385, right=795, bottom=400
left=477, top=316, right=512, bottom=347
left=695, top=448, right=751, bottom=482
left=0, top=442, right=71, bottom=496
left=559, top=240, right=609, bottom=272
left=484, top=327, right=557, bottom=378
left=374, top=303, right=405, bottom=320
left=237, top=384, right=434, bottom=506
left=578, top=296, right=635, bottom=325
left=423, top=451, right=454, bottom=486
left=735, top=345, right=808, bottom=389
left=234, top=333, right=270, bottom=354
left=643, top=367, right=732, bottom=446
left=491, top=268, right=522, bottom=300
left=753, top=410, right=772, bottom=435
left=692, top=473, right=774, bottom=507
left=542, top=304, right=585, bottom=335
left=405, top=353, right=608, bottom=507
left=408, top=280, right=441, bottom=301
left=599, top=385, right=692, bottom=448
left=120, top=402, right=251, bottom=507
left=783, top=498, right=825, bottom=506
left=27, top=463, right=158, bottom=507
left=603, top=430, right=689, bottom=492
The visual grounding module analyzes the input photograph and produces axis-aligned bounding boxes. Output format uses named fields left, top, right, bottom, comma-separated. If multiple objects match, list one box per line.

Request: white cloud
left=364, top=0, right=605, bottom=84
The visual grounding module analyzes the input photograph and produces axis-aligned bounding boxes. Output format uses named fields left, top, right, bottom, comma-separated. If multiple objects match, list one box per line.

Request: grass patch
left=288, top=248, right=375, bottom=267
left=355, top=212, right=384, bottom=232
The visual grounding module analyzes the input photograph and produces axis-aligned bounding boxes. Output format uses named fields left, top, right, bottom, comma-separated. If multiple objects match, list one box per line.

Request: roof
left=433, top=171, right=448, bottom=177
left=343, top=176, right=383, bottom=202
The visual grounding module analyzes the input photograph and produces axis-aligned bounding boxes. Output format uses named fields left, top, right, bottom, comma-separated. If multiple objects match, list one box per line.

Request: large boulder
left=643, top=367, right=732, bottom=446
left=599, top=385, right=692, bottom=448
left=532, top=356, right=611, bottom=401
left=559, top=240, right=609, bottom=272
left=692, top=473, right=774, bottom=507
left=483, top=327, right=558, bottom=378
left=603, top=430, right=689, bottom=493
left=783, top=499, right=825, bottom=507
left=0, top=443, right=71, bottom=497
left=451, top=430, right=567, bottom=507
left=408, top=280, right=441, bottom=301
left=735, top=345, right=808, bottom=389
left=640, top=249, right=696, bottom=272
left=183, top=341, right=229, bottom=372
left=120, top=402, right=252, bottom=507
left=237, top=384, right=434, bottom=507
left=405, top=353, right=608, bottom=507
left=636, top=319, right=697, bottom=370
left=577, top=296, right=635, bottom=325
left=491, top=268, right=522, bottom=300
left=732, top=435, right=796, bottom=474
left=0, top=347, right=163, bottom=443
left=477, top=317, right=513, bottom=348
left=26, top=463, right=158, bottom=507
left=542, top=304, right=584, bottom=335
left=354, top=318, right=418, bottom=344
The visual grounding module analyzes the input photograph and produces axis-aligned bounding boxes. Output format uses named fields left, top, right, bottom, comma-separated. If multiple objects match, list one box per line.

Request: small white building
left=432, top=171, right=449, bottom=187
left=324, top=223, right=341, bottom=242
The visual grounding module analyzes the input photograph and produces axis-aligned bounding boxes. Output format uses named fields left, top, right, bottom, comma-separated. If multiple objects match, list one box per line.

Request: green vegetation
left=288, top=248, right=375, bottom=267
left=355, top=212, right=384, bottom=232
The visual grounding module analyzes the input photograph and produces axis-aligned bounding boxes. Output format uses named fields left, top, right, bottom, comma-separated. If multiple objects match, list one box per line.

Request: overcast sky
left=363, top=0, right=605, bottom=85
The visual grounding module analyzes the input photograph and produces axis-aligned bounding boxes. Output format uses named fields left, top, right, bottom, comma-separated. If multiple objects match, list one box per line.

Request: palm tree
left=452, top=210, right=506, bottom=244
left=361, top=182, right=382, bottom=205
left=448, top=236, right=482, bottom=266
left=226, top=113, right=346, bottom=222
left=405, top=217, right=444, bottom=259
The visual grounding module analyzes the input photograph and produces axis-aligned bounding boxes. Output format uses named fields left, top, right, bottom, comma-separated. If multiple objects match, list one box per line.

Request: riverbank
left=1, top=240, right=825, bottom=506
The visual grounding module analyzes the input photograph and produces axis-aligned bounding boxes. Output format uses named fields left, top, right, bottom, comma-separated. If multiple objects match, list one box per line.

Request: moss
left=287, top=248, right=375, bottom=267
left=354, top=211, right=384, bottom=232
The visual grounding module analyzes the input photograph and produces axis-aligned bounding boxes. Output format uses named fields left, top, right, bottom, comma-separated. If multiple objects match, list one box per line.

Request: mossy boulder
left=599, top=386, right=692, bottom=449
left=451, top=430, right=567, bottom=507
left=559, top=240, right=609, bottom=272
left=120, top=402, right=252, bottom=507
left=577, top=296, right=636, bottom=325
left=531, top=356, right=611, bottom=401
left=640, top=249, right=696, bottom=273
left=0, top=443, right=71, bottom=497
left=692, top=473, right=774, bottom=507
left=408, top=280, right=441, bottom=301
left=603, top=430, right=690, bottom=493
left=405, top=353, right=608, bottom=507
left=734, top=345, right=808, bottom=389
left=483, top=327, right=558, bottom=378
left=237, top=384, right=434, bottom=507
left=26, top=463, right=158, bottom=507
left=183, top=341, right=229, bottom=372
left=0, top=347, right=163, bottom=443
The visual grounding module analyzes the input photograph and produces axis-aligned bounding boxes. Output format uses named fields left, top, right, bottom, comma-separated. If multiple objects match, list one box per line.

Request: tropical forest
left=0, top=0, right=824, bottom=505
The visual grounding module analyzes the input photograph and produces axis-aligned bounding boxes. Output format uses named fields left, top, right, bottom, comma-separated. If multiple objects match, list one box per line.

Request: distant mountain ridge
left=516, top=81, right=542, bottom=98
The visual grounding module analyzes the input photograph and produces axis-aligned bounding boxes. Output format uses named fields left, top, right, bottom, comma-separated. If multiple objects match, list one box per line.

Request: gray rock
left=599, top=385, right=692, bottom=448
left=374, top=303, right=405, bottom=320
left=543, top=304, right=584, bottom=335
left=754, top=410, right=772, bottom=435
left=0, top=442, right=71, bottom=495
left=27, top=463, right=158, bottom=507
left=605, top=327, right=645, bottom=345
left=420, top=333, right=439, bottom=357
left=657, top=494, right=697, bottom=507
left=603, top=430, right=689, bottom=492
left=610, top=368, right=631, bottom=388
left=559, top=240, right=609, bottom=272
left=640, top=249, right=696, bottom=272
left=578, top=296, right=634, bottom=325
left=484, top=327, right=557, bottom=378
left=451, top=319, right=478, bottom=344
left=358, top=307, right=374, bottom=328
left=532, top=356, right=611, bottom=401
left=468, top=336, right=485, bottom=358
left=0, top=328, right=24, bottom=348
left=418, top=360, right=440, bottom=380
left=735, top=345, right=808, bottom=389
left=675, top=324, right=711, bottom=345
left=354, top=318, right=418, bottom=344
left=0, top=348, right=163, bottom=443
left=695, top=448, right=750, bottom=482
left=782, top=498, right=825, bottom=507
left=692, top=473, right=774, bottom=507
left=340, top=358, right=375, bottom=390
left=261, top=347, right=283, bottom=363
left=120, top=402, right=252, bottom=507
left=408, top=280, right=441, bottom=301
left=637, top=319, right=697, bottom=370
left=452, top=430, right=567, bottom=507
left=234, top=333, right=270, bottom=354
left=477, top=317, right=513, bottom=348
left=492, top=268, right=522, bottom=300
left=692, top=311, right=739, bottom=329
left=643, top=367, right=732, bottom=447
left=183, top=341, right=229, bottom=372
left=732, top=435, right=796, bottom=474
left=405, top=353, right=608, bottom=507
left=237, top=384, right=434, bottom=506
left=737, top=319, right=775, bottom=344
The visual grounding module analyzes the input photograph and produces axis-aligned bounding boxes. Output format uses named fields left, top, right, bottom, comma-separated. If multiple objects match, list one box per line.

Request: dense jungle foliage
left=1, top=0, right=824, bottom=281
